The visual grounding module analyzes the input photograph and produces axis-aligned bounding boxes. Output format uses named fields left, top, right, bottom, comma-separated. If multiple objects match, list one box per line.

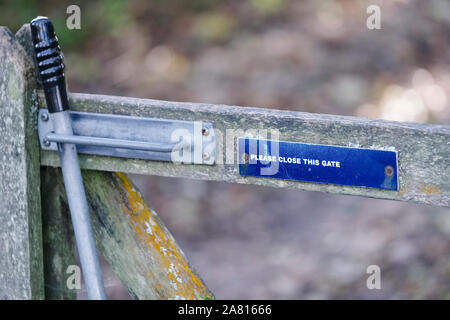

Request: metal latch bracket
left=38, top=109, right=216, bottom=165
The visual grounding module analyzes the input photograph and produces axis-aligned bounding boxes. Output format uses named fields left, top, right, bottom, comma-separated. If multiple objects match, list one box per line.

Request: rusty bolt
left=385, top=165, right=394, bottom=177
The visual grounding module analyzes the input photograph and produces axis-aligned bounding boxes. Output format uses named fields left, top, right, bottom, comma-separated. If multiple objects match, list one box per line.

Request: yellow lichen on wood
left=115, top=172, right=213, bottom=300
left=420, top=184, right=441, bottom=195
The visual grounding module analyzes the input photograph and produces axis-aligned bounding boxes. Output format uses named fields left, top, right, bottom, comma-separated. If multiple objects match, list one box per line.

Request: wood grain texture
left=38, top=92, right=450, bottom=207
left=0, top=26, right=44, bottom=299
left=80, top=169, right=213, bottom=300
left=40, top=167, right=213, bottom=300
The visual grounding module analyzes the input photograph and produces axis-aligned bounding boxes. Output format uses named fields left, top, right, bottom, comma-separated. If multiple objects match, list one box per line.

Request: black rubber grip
left=31, top=17, right=69, bottom=113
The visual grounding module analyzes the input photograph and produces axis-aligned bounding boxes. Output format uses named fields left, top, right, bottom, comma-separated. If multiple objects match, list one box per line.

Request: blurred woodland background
left=2, top=0, right=450, bottom=299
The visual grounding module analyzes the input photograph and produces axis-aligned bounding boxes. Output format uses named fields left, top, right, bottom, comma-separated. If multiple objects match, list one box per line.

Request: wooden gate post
left=0, top=27, right=44, bottom=299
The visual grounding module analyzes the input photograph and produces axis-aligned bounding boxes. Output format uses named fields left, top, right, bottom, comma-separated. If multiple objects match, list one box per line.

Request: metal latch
left=38, top=109, right=216, bottom=165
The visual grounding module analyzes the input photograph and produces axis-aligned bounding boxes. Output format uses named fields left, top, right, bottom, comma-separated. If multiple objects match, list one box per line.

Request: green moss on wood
left=0, top=25, right=44, bottom=299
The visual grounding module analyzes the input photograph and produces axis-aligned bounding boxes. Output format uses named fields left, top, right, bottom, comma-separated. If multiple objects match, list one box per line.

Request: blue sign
left=238, top=138, right=398, bottom=191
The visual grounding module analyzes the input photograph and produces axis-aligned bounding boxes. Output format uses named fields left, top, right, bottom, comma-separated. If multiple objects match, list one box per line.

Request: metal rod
left=51, top=112, right=106, bottom=299
left=45, top=133, right=188, bottom=153
left=31, top=16, right=106, bottom=300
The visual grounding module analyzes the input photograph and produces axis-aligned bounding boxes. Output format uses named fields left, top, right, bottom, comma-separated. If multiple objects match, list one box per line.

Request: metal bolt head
left=40, top=112, right=49, bottom=121
left=241, top=152, right=249, bottom=164
left=202, top=152, right=210, bottom=161
left=202, top=128, right=209, bottom=136
left=43, top=138, right=51, bottom=147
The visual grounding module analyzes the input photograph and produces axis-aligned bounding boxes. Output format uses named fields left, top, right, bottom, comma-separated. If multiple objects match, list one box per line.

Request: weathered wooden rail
left=1, top=24, right=449, bottom=299
left=39, top=92, right=450, bottom=207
